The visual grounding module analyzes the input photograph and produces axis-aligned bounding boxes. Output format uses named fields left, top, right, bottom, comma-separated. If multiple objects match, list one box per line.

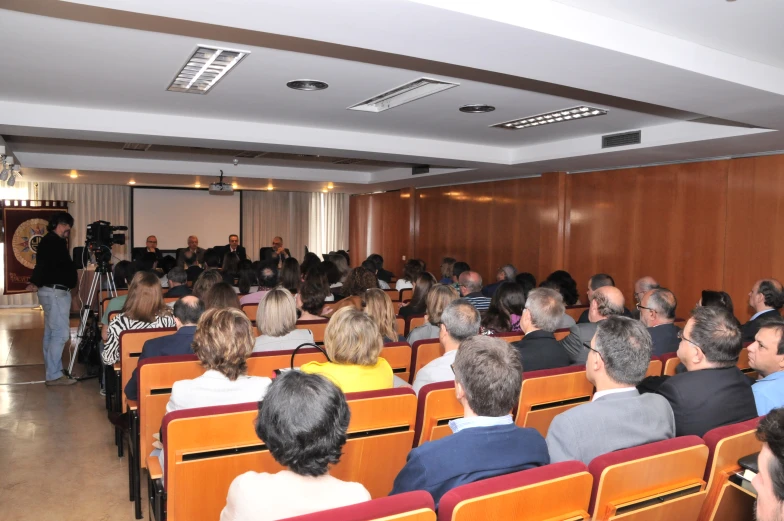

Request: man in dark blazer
left=513, top=287, right=570, bottom=372
left=391, top=336, right=549, bottom=508
left=741, top=279, right=784, bottom=343
left=577, top=273, right=633, bottom=323
left=560, top=286, right=626, bottom=365
left=639, top=288, right=680, bottom=356
left=176, top=235, right=205, bottom=267
left=164, top=267, right=192, bottom=298
left=656, top=306, right=757, bottom=437
left=219, top=234, right=247, bottom=262
left=132, top=235, right=163, bottom=262
left=123, top=296, right=204, bottom=401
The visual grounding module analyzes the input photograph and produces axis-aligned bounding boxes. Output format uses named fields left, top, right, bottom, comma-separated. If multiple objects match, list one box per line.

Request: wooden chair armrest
left=147, top=456, right=163, bottom=480
left=127, top=399, right=138, bottom=410
left=113, top=363, right=121, bottom=372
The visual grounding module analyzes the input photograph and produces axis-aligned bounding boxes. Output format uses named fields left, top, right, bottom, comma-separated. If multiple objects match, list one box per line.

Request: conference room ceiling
left=1, top=0, right=783, bottom=191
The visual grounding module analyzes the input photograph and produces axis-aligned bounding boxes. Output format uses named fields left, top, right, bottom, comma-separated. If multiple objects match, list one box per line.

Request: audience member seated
left=220, top=234, right=246, bottom=262
left=300, top=252, right=322, bottom=278
left=263, top=236, right=290, bottom=267
left=540, top=280, right=577, bottom=330
left=102, top=264, right=139, bottom=329
left=512, top=288, right=570, bottom=372
left=412, top=299, right=480, bottom=394
left=367, top=253, right=394, bottom=284
left=480, top=282, right=525, bottom=334
left=639, top=288, right=680, bottom=356
left=362, top=259, right=390, bottom=290
left=544, top=270, right=581, bottom=306
left=183, top=250, right=204, bottom=282
left=137, top=251, right=159, bottom=274
left=365, top=289, right=405, bottom=343
left=699, top=289, right=738, bottom=322
left=203, top=247, right=222, bottom=271
left=396, top=259, right=425, bottom=291
left=139, top=235, right=162, bottom=261
left=220, top=371, right=370, bottom=521
left=203, top=281, right=242, bottom=310
left=320, top=260, right=342, bottom=294
left=558, top=286, right=625, bottom=365
left=192, top=269, right=223, bottom=300
left=631, top=275, right=659, bottom=319
left=748, top=319, right=784, bottom=415
left=279, top=257, right=301, bottom=295
left=157, top=255, right=177, bottom=288
left=547, top=316, right=675, bottom=465
left=331, top=255, right=351, bottom=288
left=176, top=235, right=205, bottom=267
left=221, top=252, right=240, bottom=284
left=391, top=336, right=549, bottom=508
left=577, top=274, right=632, bottom=323
left=656, top=306, right=757, bottom=437
left=253, top=288, right=314, bottom=352
left=112, top=259, right=136, bottom=290
left=451, top=261, right=470, bottom=288
left=301, top=307, right=393, bottom=393
left=102, top=271, right=176, bottom=366
left=235, top=261, right=257, bottom=295
left=323, top=267, right=378, bottom=316
left=459, top=271, right=491, bottom=311
left=297, top=274, right=329, bottom=321
left=741, top=279, right=784, bottom=342
left=514, top=271, right=537, bottom=300
left=124, top=296, right=204, bottom=401
left=407, top=284, right=459, bottom=345
left=398, top=272, right=436, bottom=319
left=164, top=267, right=191, bottom=298
left=751, top=409, right=784, bottom=521
left=239, top=262, right=278, bottom=305
left=481, top=264, right=517, bottom=298
left=439, top=257, right=456, bottom=285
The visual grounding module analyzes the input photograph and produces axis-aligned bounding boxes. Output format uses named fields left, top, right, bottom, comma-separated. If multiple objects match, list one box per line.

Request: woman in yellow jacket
left=301, top=306, right=393, bottom=393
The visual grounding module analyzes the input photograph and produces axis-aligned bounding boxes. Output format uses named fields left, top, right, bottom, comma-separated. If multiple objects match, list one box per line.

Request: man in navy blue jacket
left=124, top=296, right=204, bottom=401
left=390, top=335, right=549, bottom=507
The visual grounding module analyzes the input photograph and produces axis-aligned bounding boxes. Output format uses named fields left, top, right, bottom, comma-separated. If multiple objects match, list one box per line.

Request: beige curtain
left=308, top=192, right=350, bottom=257
left=241, top=191, right=310, bottom=261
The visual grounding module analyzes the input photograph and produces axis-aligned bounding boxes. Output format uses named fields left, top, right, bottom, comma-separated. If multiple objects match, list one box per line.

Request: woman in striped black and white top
left=102, top=271, right=175, bottom=366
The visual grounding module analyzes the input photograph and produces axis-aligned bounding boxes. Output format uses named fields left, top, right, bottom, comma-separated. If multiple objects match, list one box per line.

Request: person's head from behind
left=256, top=371, right=350, bottom=477
left=452, top=336, right=522, bottom=417
left=159, top=256, right=176, bottom=275
left=222, top=252, right=239, bottom=274
left=332, top=255, right=350, bottom=281
left=545, top=270, right=579, bottom=306
left=586, top=273, right=615, bottom=301
left=341, top=267, right=378, bottom=297
left=298, top=273, right=329, bottom=316
left=203, top=248, right=221, bottom=269
left=237, top=264, right=257, bottom=294
left=634, top=276, right=660, bottom=305
left=167, top=267, right=187, bottom=288
left=137, top=251, right=158, bottom=272
left=173, top=296, right=204, bottom=328
left=183, top=249, right=198, bottom=267
left=678, top=306, right=742, bottom=371
left=323, top=307, right=383, bottom=367
left=440, top=257, right=456, bottom=281
left=458, top=271, right=483, bottom=296
left=113, top=260, right=137, bottom=289
left=425, top=284, right=459, bottom=326
left=483, top=282, right=526, bottom=332
left=192, top=269, right=224, bottom=300
left=515, top=272, right=537, bottom=299
left=522, top=288, right=565, bottom=333
left=748, top=319, right=784, bottom=379
left=367, top=254, right=384, bottom=272
left=122, top=271, right=167, bottom=322
left=280, top=257, right=301, bottom=294
left=257, top=287, right=297, bottom=338
left=451, top=262, right=470, bottom=283
left=320, top=260, right=341, bottom=286
left=700, top=290, right=735, bottom=315
left=258, top=261, right=279, bottom=290
left=47, top=211, right=74, bottom=238
left=753, top=408, right=784, bottom=521
left=300, top=252, right=322, bottom=276
left=410, top=272, right=437, bottom=309
left=402, top=259, right=424, bottom=284
left=202, top=281, right=241, bottom=311
left=588, top=286, right=625, bottom=322
left=361, top=259, right=378, bottom=275
left=440, top=298, right=481, bottom=349
left=750, top=279, right=784, bottom=312
left=639, top=288, right=677, bottom=327
left=588, top=316, right=652, bottom=389
left=192, top=308, right=254, bottom=380
left=336, top=250, right=351, bottom=266
left=497, top=264, right=517, bottom=282
left=364, top=288, right=398, bottom=341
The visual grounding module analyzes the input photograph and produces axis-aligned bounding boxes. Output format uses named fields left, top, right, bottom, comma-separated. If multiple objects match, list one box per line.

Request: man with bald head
left=559, top=286, right=625, bottom=364
left=631, top=276, right=660, bottom=319
left=577, top=273, right=633, bottom=323
left=741, top=279, right=784, bottom=342
left=177, top=235, right=205, bottom=268
left=639, top=288, right=680, bottom=356
left=459, top=271, right=491, bottom=311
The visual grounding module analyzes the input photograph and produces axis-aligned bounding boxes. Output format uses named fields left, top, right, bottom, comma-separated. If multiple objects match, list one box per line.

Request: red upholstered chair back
left=277, top=491, right=435, bottom=521
left=437, top=461, right=592, bottom=521
left=515, top=365, right=592, bottom=436
left=410, top=338, right=443, bottom=384
left=413, top=381, right=462, bottom=447
left=588, top=436, right=709, bottom=521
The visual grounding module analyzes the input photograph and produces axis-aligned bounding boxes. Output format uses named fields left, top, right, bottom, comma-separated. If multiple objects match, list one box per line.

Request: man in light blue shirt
left=748, top=320, right=784, bottom=416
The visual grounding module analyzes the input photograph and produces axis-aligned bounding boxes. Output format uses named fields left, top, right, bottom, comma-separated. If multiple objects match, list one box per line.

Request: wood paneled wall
left=348, top=155, right=784, bottom=321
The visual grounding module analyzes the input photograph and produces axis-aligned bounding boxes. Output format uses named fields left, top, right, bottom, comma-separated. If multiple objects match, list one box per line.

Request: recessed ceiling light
left=327, top=183, right=334, bottom=190
left=348, top=77, right=459, bottom=113
left=322, top=188, right=328, bottom=193
left=168, top=45, right=249, bottom=95
left=491, top=105, right=608, bottom=130
left=128, top=180, right=136, bottom=185
left=459, top=104, right=496, bottom=114
left=195, top=183, right=201, bottom=188
left=286, top=80, right=329, bottom=91
left=69, top=170, right=78, bottom=179
left=231, top=182, right=238, bottom=189
left=267, top=185, right=274, bottom=191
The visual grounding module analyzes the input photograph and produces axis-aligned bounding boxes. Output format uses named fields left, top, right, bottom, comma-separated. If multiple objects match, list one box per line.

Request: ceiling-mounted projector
left=209, top=169, right=234, bottom=195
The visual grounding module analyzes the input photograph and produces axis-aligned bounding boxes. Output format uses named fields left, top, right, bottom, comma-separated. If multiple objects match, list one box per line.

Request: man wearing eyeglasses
left=656, top=306, right=757, bottom=437
left=638, top=288, right=680, bottom=356
left=631, top=276, right=660, bottom=319
left=558, top=286, right=625, bottom=365
left=741, top=279, right=784, bottom=343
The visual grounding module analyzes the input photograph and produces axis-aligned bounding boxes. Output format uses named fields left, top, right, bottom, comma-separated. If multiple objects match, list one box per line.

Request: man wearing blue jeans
left=27, top=212, right=78, bottom=386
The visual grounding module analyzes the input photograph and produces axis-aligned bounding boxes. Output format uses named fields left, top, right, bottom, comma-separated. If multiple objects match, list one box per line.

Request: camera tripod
left=66, top=260, right=117, bottom=380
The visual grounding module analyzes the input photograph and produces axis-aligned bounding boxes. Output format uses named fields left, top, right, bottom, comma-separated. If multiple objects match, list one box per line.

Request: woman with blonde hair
left=407, top=284, right=459, bottom=344
left=301, top=307, right=393, bottom=393
left=102, top=271, right=175, bottom=366
left=254, top=287, right=314, bottom=352
left=364, top=289, right=404, bottom=343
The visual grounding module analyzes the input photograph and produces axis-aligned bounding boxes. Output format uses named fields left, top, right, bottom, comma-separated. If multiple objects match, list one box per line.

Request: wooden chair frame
left=381, top=342, right=412, bottom=383
left=413, top=381, right=463, bottom=447
left=240, top=303, right=258, bottom=322
left=295, top=318, right=329, bottom=343
left=410, top=339, right=443, bottom=384
left=515, top=366, right=593, bottom=437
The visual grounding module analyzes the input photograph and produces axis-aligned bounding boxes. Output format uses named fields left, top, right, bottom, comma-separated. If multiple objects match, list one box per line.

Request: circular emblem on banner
left=12, top=219, right=48, bottom=269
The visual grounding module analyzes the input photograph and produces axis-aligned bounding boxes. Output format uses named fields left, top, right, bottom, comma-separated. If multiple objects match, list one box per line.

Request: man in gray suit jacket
left=559, top=286, right=625, bottom=365
left=547, top=316, right=675, bottom=465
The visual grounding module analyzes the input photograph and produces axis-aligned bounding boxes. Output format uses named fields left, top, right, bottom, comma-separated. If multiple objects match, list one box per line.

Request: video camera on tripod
left=85, top=220, right=128, bottom=266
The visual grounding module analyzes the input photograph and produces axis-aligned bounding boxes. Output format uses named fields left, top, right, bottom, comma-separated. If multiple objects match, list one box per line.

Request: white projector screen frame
left=131, top=188, right=242, bottom=252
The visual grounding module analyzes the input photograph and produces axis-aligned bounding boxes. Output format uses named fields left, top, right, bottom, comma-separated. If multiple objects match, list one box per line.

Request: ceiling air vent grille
left=234, top=151, right=267, bottom=158
left=168, top=45, right=249, bottom=95
left=602, top=130, right=641, bottom=148
left=123, top=143, right=151, bottom=151
left=333, top=158, right=363, bottom=165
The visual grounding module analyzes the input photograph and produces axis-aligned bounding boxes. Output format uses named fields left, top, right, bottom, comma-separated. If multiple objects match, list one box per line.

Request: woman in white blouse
left=395, top=259, right=425, bottom=291
left=253, top=287, right=314, bottom=352
left=220, top=372, right=370, bottom=521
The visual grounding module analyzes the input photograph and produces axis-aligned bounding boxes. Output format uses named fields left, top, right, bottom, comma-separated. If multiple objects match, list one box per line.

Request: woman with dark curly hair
left=396, top=259, right=425, bottom=291
left=220, top=372, right=370, bottom=521
left=323, top=267, right=379, bottom=316
left=544, top=270, right=581, bottom=306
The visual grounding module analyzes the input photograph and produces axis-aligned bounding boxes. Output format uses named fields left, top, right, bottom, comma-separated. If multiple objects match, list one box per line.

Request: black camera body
left=86, top=220, right=127, bottom=264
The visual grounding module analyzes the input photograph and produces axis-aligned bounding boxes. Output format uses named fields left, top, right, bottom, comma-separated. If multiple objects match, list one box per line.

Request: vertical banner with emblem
left=3, top=202, right=69, bottom=294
